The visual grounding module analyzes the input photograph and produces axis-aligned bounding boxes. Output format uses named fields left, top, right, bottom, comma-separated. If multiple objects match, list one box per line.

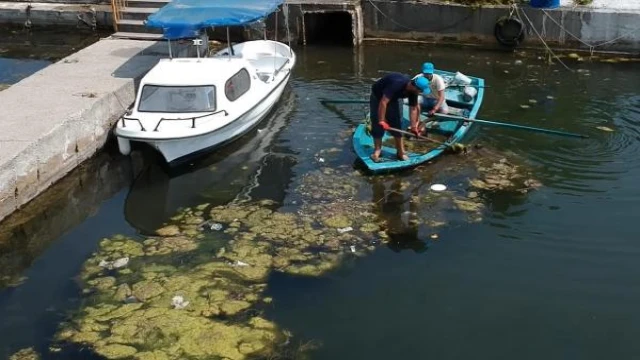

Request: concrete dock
left=0, top=38, right=166, bottom=223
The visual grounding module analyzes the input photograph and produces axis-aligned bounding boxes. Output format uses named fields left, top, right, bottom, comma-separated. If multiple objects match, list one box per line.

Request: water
left=0, top=26, right=107, bottom=85
left=0, top=43, right=639, bottom=359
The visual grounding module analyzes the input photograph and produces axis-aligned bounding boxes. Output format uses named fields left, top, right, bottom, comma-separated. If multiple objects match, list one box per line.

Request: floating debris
left=546, top=95, right=555, bottom=100
left=520, top=104, right=530, bottom=109
left=98, top=257, right=129, bottom=270
left=172, top=295, right=190, bottom=309
left=211, top=222, right=223, bottom=231
left=596, top=126, right=614, bottom=132
left=337, top=226, right=353, bottom=234
left=528, top=99, right=537, bottom=104
left=53, top=146, right=540, bottom=360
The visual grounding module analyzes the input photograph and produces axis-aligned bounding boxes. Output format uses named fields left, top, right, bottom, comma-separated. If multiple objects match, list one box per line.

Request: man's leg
left=369, top=94, right=384, bottom=161
left=438, top=100, right=450, bottom=114
left=389, top=99, right=408, bottom=160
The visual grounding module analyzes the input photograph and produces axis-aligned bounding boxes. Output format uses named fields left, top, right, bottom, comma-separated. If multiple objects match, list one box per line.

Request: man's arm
left=429, top=77, right=447, bottom=115
left=434, top=89, right=445, bottom=111
left=410, top=105, right=420, bottom=132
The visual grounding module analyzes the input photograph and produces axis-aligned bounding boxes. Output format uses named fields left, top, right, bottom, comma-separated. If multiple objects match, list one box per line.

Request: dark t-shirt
left=371, top=73, right=418, bottom=107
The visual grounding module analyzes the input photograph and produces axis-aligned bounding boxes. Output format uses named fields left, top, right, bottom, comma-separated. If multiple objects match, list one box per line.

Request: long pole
left=227, top=27, right=234, bottom=57
left=435, top=113, right=589, bottom=139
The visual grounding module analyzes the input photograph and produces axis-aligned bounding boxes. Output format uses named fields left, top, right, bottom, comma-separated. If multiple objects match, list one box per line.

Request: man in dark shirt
left=369, top=73, right=431, bottom=162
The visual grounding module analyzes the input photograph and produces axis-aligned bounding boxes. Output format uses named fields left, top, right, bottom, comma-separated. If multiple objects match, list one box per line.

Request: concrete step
left=116, top=19, right=163, bottom=34
left=120, top=7, right=158, bottom=21
left=126, top=0, right=171, bottom=8
left=111, top=31, right=164, bottom=40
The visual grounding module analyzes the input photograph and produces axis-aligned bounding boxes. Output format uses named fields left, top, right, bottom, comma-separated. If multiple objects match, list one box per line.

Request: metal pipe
left=227, top=27, right=235, bottom=56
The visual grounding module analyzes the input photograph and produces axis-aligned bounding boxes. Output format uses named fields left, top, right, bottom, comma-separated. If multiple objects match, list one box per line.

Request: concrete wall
left=0, top=38, right=170, bottom=224
left=0, top=2, right=112, bottom=29
left=245, top=2, right=363, bottom=46
left=363, top=0, right=640, bottom=53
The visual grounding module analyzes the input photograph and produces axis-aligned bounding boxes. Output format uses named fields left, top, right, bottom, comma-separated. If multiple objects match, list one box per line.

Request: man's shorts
left=421, top=97, right=449, bottom=114
left=370, top=94, right=402, bottom=139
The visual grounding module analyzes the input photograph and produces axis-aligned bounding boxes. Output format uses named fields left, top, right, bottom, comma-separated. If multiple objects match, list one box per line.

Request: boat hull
left=352, top=70, right=485, bottom=174
left=150, top=72, right=291, bottom=164
left=114, top=39, right=296, bottom=165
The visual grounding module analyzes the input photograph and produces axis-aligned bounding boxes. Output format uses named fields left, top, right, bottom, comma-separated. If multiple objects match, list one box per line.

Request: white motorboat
left=113, top=0, right=296, bottom=164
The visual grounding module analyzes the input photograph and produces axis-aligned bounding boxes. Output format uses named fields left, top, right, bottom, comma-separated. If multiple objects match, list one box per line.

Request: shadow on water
left=123, top=88, right=298, bottom=235
left=370, top=178, right=425, bottom=254
left=0, top=25, right=108, bottom=86
left=0, top=143, right=134, bottom=359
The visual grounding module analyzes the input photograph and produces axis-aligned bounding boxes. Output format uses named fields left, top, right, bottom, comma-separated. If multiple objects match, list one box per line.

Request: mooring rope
left=514, top=4, right=574, bottom=72
left=540, top=8, right=640, bottom=54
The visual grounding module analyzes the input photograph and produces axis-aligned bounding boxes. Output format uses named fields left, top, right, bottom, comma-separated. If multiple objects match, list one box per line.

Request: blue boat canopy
left=146, top=0, right=284, bottom=40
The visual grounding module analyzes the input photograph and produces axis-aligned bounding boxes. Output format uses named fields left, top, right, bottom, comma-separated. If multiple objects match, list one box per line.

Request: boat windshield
left=138, top=85, right=216, bottom=113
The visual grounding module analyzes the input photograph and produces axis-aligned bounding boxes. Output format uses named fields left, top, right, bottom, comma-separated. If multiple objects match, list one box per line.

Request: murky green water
left=1, top=43, right=639, bottom=359
left=0, top=26, right=107, bottom=86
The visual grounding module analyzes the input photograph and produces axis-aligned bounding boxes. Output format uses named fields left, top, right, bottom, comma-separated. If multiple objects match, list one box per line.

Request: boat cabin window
left=225, top=68, right=251, bottom=102
left=138, top=85, right=216, bottom=113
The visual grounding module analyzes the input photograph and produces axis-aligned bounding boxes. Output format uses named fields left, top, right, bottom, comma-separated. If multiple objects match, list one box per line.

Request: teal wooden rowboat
left=352, top=70, right=485, bottom=174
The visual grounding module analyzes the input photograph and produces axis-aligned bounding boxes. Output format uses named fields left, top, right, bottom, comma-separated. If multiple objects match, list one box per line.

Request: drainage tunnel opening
left=303, top=12, right=353, bottom=46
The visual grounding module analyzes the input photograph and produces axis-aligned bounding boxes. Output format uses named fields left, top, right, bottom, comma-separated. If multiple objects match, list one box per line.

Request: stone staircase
left=111, top=0, right=170, bottom=40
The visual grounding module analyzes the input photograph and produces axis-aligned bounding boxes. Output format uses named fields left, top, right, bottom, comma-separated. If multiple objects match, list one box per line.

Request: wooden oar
left=433, top=113, right=589, bottom=139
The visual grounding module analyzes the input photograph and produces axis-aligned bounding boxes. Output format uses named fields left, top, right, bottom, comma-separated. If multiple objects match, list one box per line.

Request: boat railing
left=273, top=58, right=291, bottom=78
left=119, top=110, right=228, bottom=132
left=153, top=109, right=228, bottom=131
left=120, top=116, right=146, bottom=131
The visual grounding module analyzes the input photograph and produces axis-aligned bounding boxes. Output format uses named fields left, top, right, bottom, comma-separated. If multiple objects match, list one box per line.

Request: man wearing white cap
left=413, top=62, right=449, bottom=116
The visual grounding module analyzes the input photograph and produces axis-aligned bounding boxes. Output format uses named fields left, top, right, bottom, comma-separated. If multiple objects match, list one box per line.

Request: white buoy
left=430, top=184, right=447, bottom=191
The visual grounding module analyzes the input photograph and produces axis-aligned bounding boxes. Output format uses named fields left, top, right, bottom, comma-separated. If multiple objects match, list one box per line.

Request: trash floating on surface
left=528, top=99, right=537, bottom=104
left=430, top=184, right=447, bottom=191
left=520, top=104, right=530, bottom=109
left=596, top=126, right=614, bottom=132
left=337, top=226, right=353, bottom=234
left=171, top=295, right=189, bottom=309
left=210, top=223, right=223, bottom=231
left=349, top=245, right=356, bottom=253
left=99, top=257, right=129, bottom=270
left=430, top=234, right=439, bottom=240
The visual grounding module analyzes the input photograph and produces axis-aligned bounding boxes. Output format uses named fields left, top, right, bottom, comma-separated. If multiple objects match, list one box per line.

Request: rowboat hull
left=352, top=70, right=485, bottom=174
